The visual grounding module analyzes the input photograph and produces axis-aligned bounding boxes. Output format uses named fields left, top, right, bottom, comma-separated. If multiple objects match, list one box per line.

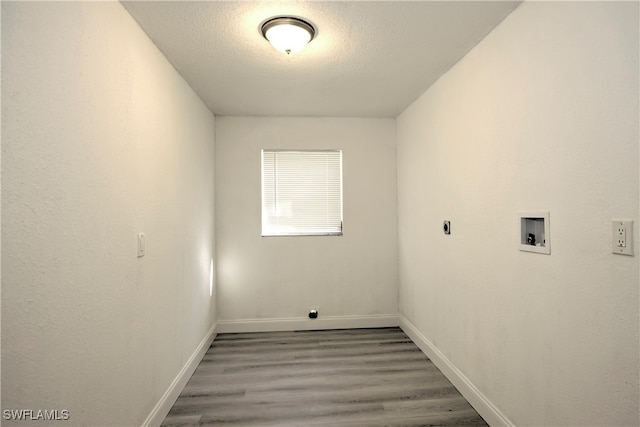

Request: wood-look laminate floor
left=162, top=327, right=489, bottom=427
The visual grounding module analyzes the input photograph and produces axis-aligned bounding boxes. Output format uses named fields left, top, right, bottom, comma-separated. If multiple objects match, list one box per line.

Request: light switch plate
left=137, top=233, right=146, bottom=257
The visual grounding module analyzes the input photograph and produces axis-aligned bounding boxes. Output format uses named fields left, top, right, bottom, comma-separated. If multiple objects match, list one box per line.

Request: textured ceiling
left=122, top=1, right=521, bottom=117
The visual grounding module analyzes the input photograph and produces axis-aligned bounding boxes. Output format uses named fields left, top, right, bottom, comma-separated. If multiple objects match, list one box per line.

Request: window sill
left=261, top=232, right=343, bottom=237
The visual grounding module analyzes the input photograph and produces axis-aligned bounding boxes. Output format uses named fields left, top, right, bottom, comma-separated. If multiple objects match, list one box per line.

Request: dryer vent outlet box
left=520, top=212, right=550, bottom=254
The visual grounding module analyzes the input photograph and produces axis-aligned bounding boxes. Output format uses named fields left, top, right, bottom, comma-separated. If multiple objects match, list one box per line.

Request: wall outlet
left=308, top=307, right=319, bottom=319
left=616, top=227, right=626, bottom=247
left=612, top=220, right=633, bottom=256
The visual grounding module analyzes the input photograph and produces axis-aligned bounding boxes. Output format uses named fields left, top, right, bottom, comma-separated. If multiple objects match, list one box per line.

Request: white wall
left=215, top=117, right=397, bottom=331
left=397, top=2, right=639, bottom=426
left=1, top=2, right=216, bottom=426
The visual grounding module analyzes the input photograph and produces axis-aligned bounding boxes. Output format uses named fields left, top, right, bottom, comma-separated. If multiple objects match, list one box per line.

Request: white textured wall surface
left=397, top=2, right=639, bottom=426
left=215, top=117, right=397, bottom=325
left=1, top=2, right=216, bottom=426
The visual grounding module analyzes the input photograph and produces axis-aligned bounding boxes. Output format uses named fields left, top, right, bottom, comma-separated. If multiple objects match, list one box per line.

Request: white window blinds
left=262, top=149, right=343, bottom=236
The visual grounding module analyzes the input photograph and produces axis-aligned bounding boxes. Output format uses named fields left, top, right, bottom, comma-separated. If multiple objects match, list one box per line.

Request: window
left=261, top=149, right=343, bottom=236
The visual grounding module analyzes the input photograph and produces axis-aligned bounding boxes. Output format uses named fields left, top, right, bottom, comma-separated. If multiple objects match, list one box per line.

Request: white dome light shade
left=261, top=17, right=316, bottom=55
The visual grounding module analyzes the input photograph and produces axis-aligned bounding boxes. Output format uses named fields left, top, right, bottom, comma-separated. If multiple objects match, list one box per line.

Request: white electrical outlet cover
left=612, top=220, right=633, bottom=256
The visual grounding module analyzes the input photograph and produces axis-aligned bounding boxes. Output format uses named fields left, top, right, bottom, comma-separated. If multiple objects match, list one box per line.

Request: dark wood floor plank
left=162, top=327, right=488, bottom=427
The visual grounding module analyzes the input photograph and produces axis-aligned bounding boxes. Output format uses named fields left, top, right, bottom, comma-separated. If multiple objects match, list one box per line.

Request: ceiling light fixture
left=261, top=16, right=316, bottom=55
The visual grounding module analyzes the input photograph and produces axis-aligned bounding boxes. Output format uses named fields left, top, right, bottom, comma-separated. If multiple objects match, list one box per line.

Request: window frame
left=261, top=149, right=343, bottom=237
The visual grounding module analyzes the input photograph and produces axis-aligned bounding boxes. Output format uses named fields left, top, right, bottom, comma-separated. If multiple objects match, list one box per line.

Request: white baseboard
left=142, top=316, right=509, bottom=426
left=399, top=316, right=513, bottom=427
left=141, top=322, right=218, bottom=427
left=217, top=314, right=399, bottom=333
